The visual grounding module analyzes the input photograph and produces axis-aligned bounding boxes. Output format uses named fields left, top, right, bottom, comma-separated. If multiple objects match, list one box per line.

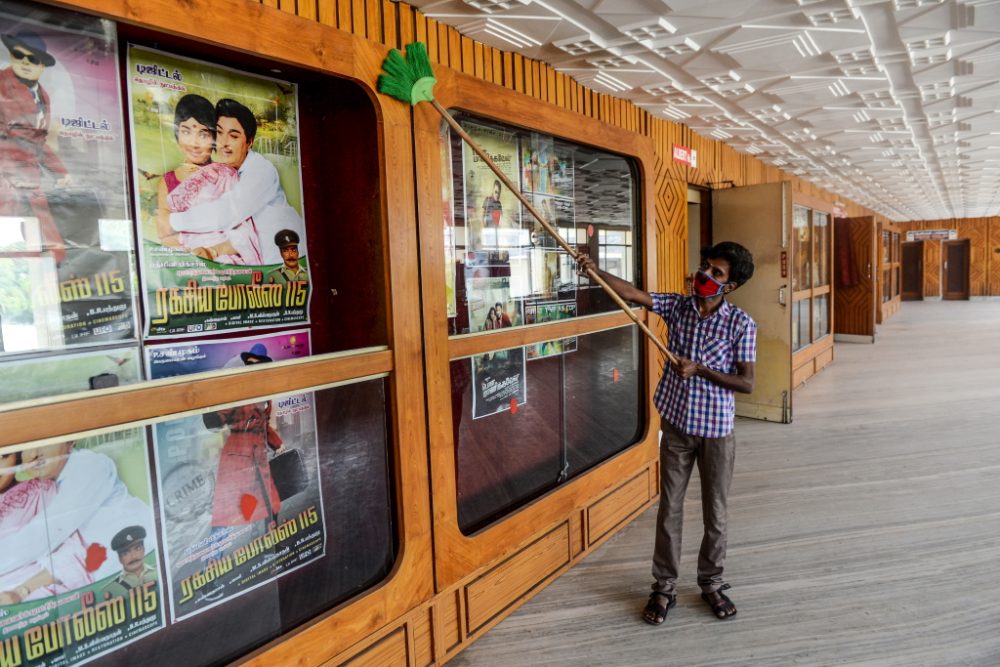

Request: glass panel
left=882, top=230, right=891, bottom=263
left=0, top=10, right=387, bottom=407
left=792, top=299, right=809, bottom=351
left=894, top=267, right=900, bottom=297
left=444, top=114, right=639, bottom=336
left=812, top=293, right=829, bottom=341
left=792, top=206, right=811, bottom=290
left=813, top=212, right=829, bottom=287
left=882, top=270, right=891, bottom=302
left=452, top=326, right=643, bottom=533
left=0, top=377, right=395, bottom=666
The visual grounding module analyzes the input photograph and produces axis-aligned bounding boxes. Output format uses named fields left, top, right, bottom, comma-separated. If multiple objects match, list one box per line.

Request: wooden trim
left=413, top=63, right=661, bottom=590
left=447, top=311, right=641, bottom=360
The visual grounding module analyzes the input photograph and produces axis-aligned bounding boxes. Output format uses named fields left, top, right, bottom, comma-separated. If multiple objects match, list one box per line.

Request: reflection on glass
left=882, top=270, right=891, bottom=302
left=793, top=299, right=809, bottom=351
left=444, top=113, right=639, bottom=335
left=452, top=326, right=642, bottom=533
left=813, top=212, right=829, bottom=287
left=0, top=378, right=397, bottom=665
left=813, top=294, right=829, bottom=341
left=792, top=206, right=811, bottom=291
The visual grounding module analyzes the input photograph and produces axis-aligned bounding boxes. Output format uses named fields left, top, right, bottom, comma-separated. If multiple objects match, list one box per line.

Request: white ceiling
left=406, top=0, right=1000, bottom=222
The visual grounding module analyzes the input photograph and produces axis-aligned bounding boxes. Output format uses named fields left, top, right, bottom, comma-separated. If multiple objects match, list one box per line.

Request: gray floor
left=450, top=301, right=1000, bottom=667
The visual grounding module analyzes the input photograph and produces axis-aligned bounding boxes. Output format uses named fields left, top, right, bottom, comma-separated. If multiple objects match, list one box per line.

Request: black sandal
left=701, top=583, right=737, bottom=619
left=642, top=591, right=677, bottom=625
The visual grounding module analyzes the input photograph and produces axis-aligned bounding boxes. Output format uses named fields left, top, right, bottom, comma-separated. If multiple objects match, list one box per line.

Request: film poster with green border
left=125, top=46, right=310, bottom=339
left=0, top=429, right=164, bottom=666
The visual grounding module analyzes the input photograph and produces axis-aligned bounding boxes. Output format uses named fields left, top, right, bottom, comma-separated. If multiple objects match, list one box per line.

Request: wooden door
left=901, top=241, right=923, bottom=300
left=833, top=216, right=876, bottom=339
left=943, top=240, right=970, bottom=300
left=712, top=182, right=792, bottom=423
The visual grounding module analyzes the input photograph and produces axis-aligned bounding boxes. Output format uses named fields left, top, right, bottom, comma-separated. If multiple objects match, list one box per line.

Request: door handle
left=778, top=284, right=787, bottom=306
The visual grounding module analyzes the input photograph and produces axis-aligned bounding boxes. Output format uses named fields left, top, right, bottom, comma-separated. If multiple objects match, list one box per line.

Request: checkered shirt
left=650, top=292, right=757, bottom=438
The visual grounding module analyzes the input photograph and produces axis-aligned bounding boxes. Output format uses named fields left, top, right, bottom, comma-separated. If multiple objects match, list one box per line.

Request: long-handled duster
left=378, top=42, right=678, bottom=365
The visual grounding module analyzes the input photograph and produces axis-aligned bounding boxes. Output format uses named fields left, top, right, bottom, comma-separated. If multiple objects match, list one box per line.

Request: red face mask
left=693, top=270, right=727, bottom=299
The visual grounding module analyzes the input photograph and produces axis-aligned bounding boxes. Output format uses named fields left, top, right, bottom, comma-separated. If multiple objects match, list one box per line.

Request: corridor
left=451, top=301, right=1000, bottom=666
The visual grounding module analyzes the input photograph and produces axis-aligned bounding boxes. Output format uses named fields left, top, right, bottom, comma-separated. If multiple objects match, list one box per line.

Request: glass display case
left=791, top=205, right=831, bottom=352
left=441, top=113, right=644, bottom=532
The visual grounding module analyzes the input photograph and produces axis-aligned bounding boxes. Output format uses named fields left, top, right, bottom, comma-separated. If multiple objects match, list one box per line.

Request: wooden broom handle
left=432, top=99, right=679, bottom=365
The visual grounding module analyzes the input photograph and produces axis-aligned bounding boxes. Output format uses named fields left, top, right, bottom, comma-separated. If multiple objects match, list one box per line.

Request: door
left=833, top=216, right=876, bottom=340
left=942, top=239, right=970, bottom=300
left=901, top=241, right=923, bottom=300
left=712, top=182, right=792, bottom=423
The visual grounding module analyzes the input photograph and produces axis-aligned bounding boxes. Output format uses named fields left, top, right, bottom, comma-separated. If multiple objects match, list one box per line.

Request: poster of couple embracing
left=126, top=46, right=311, bottom=338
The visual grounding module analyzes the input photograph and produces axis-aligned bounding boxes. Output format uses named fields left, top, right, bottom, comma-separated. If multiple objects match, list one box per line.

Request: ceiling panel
left=410, top=0, right=1000, bottom=220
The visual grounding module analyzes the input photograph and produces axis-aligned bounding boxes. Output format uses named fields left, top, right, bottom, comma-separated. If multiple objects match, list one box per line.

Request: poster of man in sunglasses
left=0, top=3, right=138, bottom=365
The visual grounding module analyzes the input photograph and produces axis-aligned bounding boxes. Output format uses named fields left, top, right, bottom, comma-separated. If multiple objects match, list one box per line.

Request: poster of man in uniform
left=461, top=121, right=520, bottom=252
left=126, top=46, right=311, bottom=339
left=0, top=3, right=138, bottom=359
left=471, top=347, right=527, bottom=419
left=148, top=330, right=324, bottom=621
left=0, top=429, right=164, bottom=666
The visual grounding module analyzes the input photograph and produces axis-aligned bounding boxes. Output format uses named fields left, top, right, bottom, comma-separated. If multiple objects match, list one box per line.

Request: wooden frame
left=3, top=1, right=433, bottom=664
left=790, top=191, right=834, bottom=388
left=877, top=220, right=903, bottom=322
left=412, top=63, right=661, bottom=590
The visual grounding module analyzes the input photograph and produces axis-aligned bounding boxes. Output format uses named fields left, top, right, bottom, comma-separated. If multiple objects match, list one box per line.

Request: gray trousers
left=651, top=417, right=735, bottom=596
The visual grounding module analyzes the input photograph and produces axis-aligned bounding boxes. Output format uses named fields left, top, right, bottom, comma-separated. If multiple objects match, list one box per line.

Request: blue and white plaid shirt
left=651, top=292, right=757, bottom=438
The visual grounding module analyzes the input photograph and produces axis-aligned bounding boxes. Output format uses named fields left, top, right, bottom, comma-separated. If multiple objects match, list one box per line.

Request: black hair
left=173, top=94, right=215, bottom=141
left=703, top=241, right=755, bottom=287
left=215, top=98, right=257, bottom=143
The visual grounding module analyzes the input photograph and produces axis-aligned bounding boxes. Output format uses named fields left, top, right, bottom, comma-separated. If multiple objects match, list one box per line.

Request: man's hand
left=55, top=174, right=73, bottom=188
left=671, top=356, right=698, bottom=380
left=576, top=254, right=597, bottom=276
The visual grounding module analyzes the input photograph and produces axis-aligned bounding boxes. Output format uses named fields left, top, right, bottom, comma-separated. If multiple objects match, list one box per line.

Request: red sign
left=672, top=143, right=698, bottom=168
left=781, top=250, right=788, bottom=278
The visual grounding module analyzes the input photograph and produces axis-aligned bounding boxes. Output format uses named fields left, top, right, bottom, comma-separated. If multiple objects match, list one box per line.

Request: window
left=441, top=114, right=644, bottom=532
left=791, top=204, right=832, bottom=352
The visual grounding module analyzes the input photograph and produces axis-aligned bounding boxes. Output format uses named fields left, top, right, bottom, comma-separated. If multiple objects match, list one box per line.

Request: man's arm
left=672, top=358, right=755, bottom=394
left=576, top=255, right=653, bottom=308
left=169, top=153, right=280, bottom=233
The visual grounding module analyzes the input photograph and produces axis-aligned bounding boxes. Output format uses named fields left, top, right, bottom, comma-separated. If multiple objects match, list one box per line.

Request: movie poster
left=471, top=347, right=527, bottom=419
left=149, top=331, right=323, bottom=621
left=126, top=46, right=311, bottom=339
left=461, top=121, right=520, bottom=252
left=466, top=276, right=521, bottom=333
left=524, top=301, right=577, bottom=360
left=0, top=344, right=141, bottom=404
left=0, top=3, right=138, bottom=359
left=0, top=429, right=164, bottom=666
left=520, top=135, right=573, bottom=199
left=144, top=329, right=310, bottom=379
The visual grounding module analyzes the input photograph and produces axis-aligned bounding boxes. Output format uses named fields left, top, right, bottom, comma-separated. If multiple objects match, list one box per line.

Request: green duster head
left=377, top=42, right=437, bottom=106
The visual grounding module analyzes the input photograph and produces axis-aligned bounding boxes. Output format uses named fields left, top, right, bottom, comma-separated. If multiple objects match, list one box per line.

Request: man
left=494, top=301, right=512, bottom=327
left=0, top=441, right=154, bottom=584
left=0, top=31, right=71, bottom=263
left=577, top=241, right=756, bottom=625
left=166, top=98, right=305, bottom=266
left=267, top=229, right=308, bottom=284
left=482, top=179, right=503, bottom=226
left=100, top=525, right=157, bottom=598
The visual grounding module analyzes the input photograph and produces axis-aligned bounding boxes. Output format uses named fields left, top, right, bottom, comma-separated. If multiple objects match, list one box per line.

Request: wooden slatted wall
left=896, top=218, right=1000, bottom=297
left=262, top=0, right=878, bottom=297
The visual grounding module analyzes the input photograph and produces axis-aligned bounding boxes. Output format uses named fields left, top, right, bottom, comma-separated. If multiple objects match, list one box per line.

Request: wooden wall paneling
left=447, top=25, right=461, bottom=69
left=412, top=10, right=426, bottom=47
left=366, top=0, right=381, bottom=43
left=351, top=0, right=365, bottom=37
left=586, top=470, right=651, bottom=545
left=410, top=607, right=435, bottom=667
left=294, top=0, right=316, bottom=19
left=513, top=53, right=524, bottom=92
left=337, top=628, right=408, bottom=667
left=413, top=64, right=661, bottom=591
left=991, top=219, right=1000, bottom=296
left=382, top=0, right=396, bottom=48
left=492, top=48, right=502, bottom=86
left=337, top=0, right=352, bottom=34
left=319, top=0, right=336, bottom=28
left=954, top=218, right=988, bottom=295
left=460, top=35, right=473, bottom=75
left=396, top=0, right=417, bottom=49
